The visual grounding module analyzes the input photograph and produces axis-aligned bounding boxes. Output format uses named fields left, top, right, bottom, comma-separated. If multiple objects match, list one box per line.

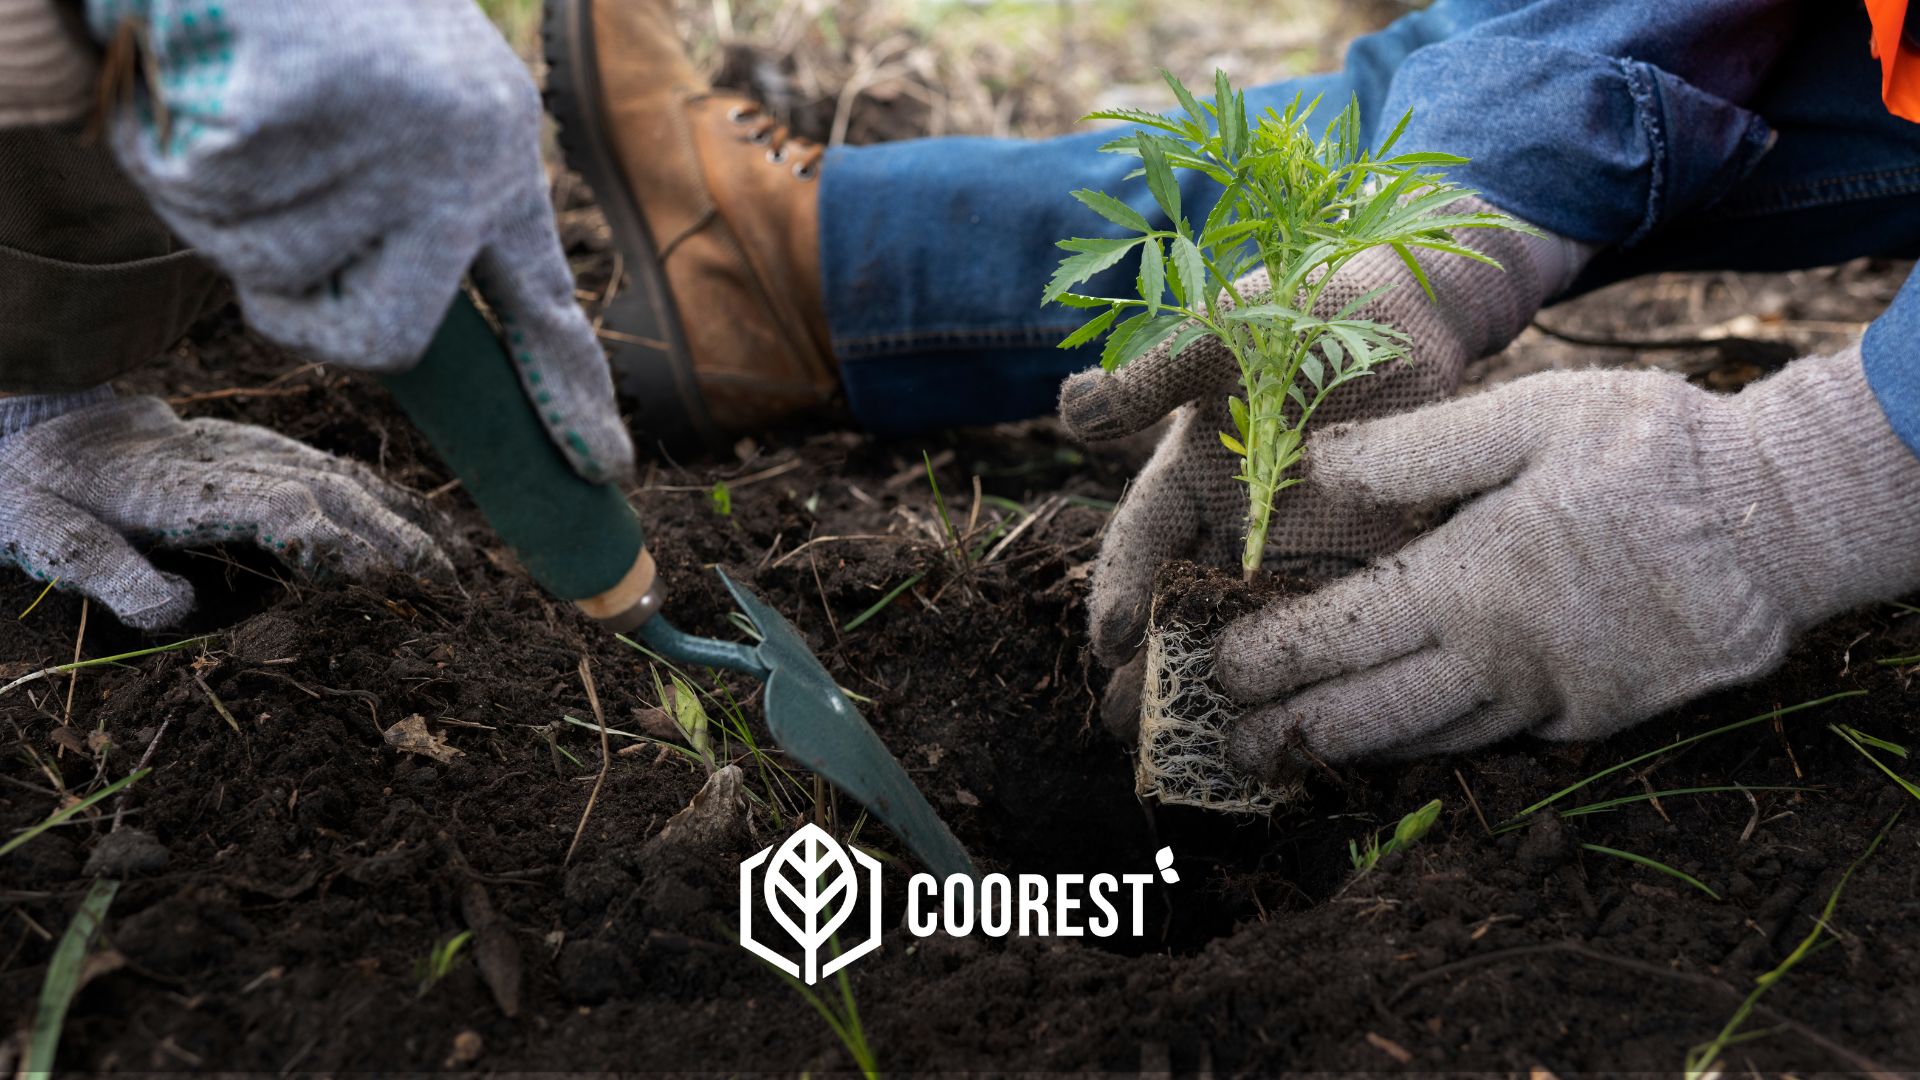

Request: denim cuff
left=1382, top=37, right=1775, bottom=248
left=1863, top=268, right=1920, bottom=462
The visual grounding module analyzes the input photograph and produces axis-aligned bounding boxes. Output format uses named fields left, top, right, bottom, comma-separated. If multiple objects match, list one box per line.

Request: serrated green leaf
left=1044, top=237, right=1141, bottom=305
left=1376, top=150, right=1469, bottom=168
left=1332, top=281, right=1398, bottom=320
left=1057, top=236, right=1137, bottom=254
left=1373, top=108, right=1413, bottom=157
left=1072, top=189, right=1152, bottom=233
left=1201, top=217, right=1262, bottom=252
left=1319, top=336, right=1345, bottom=375
left=1080, top=108, right=1192, bottom=136
left=1166, top=321, right=1215, bottom=360
left=1162, top=68, right=1206, bottom=129
left=1139, top=138, right=1181, bottom=226
left=1170, top=235, right=1208, bottom=308
left=1300, top=351, right=1325, bottom=390
left=1057, top=307, right=1119, bottom=350
left=1201, top=185, right=1241, bottom=241
left=1138, top=237, right=1165, bottom=315
left=1053, top=292, right=1111, bottom=309
left=1110, top=312, right=1188, bottom=370
left=1223, top=303, right=1315, bottom=330
left=1100, top=311, right=1149, bottom=371
left=1391, top=241, right=1435, bottom=301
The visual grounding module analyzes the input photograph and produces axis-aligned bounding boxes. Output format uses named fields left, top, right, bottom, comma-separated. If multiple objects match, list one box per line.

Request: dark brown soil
left=5, top=300, right=1920, bottom=1076
left=1149, top=559, right=1302, bottom=633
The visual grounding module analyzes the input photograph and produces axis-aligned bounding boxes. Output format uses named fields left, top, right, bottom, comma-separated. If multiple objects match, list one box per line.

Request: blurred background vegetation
left=481, top=0, right=1408, bottom=143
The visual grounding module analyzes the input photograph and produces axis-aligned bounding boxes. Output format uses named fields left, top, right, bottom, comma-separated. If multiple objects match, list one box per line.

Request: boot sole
left=542, top=0, right=725, bottom=453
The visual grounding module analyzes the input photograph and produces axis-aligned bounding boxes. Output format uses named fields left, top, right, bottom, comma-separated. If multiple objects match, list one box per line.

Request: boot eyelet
left=726, top=105, right=752, bottom=124
left=747, top=128, right=773, bottom=145
left=766, top=147, right=789, bottom=165
left=792, top=161, right=818, bottom=181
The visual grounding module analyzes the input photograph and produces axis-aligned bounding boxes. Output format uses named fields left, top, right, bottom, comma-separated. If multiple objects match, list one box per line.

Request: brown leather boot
left=543, top=0, right=839, bottom=449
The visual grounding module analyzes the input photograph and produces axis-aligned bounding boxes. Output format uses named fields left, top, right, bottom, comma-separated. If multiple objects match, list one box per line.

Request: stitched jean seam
left=836, top=321, right=1087, bottom=359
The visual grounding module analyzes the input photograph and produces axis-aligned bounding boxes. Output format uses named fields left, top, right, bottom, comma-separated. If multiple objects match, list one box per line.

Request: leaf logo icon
left=1155, top=846, right=1179, bottom=884
left=764, top=823, right=860, bottom=984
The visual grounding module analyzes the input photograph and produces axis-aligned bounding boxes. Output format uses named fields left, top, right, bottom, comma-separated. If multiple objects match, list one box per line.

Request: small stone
left=444, top=1029, right=483, bottom=1068
left=1516, top=814, right=1572, bottom=875
left=83, top=828, right=170, bottom=876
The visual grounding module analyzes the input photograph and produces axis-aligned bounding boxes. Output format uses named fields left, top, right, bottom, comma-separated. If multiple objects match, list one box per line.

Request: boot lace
left=716, top=99, right=825, bottom=181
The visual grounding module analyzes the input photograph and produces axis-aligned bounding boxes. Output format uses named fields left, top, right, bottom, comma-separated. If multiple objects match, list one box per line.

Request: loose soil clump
left=1139, top=561, right=1306, bottom=813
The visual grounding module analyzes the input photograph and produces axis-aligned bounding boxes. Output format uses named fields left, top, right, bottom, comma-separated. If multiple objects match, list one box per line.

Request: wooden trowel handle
left=379, top=289, right=656, bottom=629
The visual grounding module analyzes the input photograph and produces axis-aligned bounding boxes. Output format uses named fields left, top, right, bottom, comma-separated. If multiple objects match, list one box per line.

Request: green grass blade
left=1684, top=810, right=1900, bottom=1078
left=1, top=769, right=150, bottom=860
left=25, top=877, right=120, bottom=1076
left=1833, top=723, right=1907, bottom=757
left=1829, top=724, right=1920, bottom=802
left=0, top=636, right=212, bottom=698
left=17, top=576, right=60, bottom=620
left=1553, top=785, right=1817, bottom=821
left=842, top=572, right=926, bottom=632
left=1581, top=843, right=1720, bottom=900
left=1508, top=691, right=1866, bottom=823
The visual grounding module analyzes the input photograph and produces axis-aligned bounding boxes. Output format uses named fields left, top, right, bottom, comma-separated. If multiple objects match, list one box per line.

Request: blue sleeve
left=1380, top=0, right=1800, bottom=247
left=1864, top=266, right=1920, bottom=460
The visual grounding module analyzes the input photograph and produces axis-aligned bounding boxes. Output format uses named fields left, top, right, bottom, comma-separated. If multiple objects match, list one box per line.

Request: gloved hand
left=1217, top=344, right=1920, bottom=776
left=1059, top=199, right=1588, bottom=738
left=0, top=392, right=454, bottom=630
left=85, top=0, right=631, bottom=482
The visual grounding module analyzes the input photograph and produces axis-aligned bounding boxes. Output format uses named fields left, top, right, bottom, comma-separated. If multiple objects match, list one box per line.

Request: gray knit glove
left=1059, top=201, right=1587, bottom=736
left=0, top=393, right=453, bottom=630
left=85, top=0, right=631, bottom=482
left=1217, top=344, right=1920, bottom=775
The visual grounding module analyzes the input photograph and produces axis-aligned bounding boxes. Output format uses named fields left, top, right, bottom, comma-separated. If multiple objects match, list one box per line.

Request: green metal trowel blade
left=717, top=571, right=976, bottom=881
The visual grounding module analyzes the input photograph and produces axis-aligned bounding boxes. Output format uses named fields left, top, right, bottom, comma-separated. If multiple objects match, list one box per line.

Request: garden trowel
left=379, top=291, right=975, bottom=881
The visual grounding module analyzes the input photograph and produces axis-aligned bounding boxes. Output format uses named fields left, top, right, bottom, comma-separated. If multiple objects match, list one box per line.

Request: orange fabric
left=1866, top=0, right=1920, bottom=122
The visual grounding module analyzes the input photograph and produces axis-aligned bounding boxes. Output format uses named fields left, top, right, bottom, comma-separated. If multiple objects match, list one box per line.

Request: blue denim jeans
left=819, top=0, right=1920, bottom=456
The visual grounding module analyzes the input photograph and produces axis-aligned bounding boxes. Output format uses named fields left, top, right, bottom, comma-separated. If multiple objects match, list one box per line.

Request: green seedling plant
left=415, top=930, right=473, bottom=997
left=1349, top=797, right=1441, bottom=874
left=1046, top=70, right=1528, bottom=578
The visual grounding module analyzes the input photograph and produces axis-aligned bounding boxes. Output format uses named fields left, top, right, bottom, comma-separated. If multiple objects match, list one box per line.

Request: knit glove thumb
left=1216, top=344, right=1920, bottom=776
left=86, top=0, right=632, bottom=482
left=0, top=393, right=454, bottom=630
left=1060, top=199, right=1587, bottom=738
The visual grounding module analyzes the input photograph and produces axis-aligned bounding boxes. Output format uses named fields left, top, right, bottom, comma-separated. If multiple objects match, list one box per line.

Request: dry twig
left=565, top=658, right=611, bottom=865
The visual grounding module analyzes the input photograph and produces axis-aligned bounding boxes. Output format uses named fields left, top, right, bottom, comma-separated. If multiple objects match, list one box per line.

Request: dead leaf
left=49, top=726, right=88, bottom=755
left=953, top=788, right=980, bottom=807
left=631, top=706, right=679, bottom=740
left=382, top=714, right=463, bottom=763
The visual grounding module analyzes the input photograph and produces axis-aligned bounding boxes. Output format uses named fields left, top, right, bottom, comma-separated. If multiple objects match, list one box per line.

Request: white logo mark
left=739, top=822, right=882, bottom=984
